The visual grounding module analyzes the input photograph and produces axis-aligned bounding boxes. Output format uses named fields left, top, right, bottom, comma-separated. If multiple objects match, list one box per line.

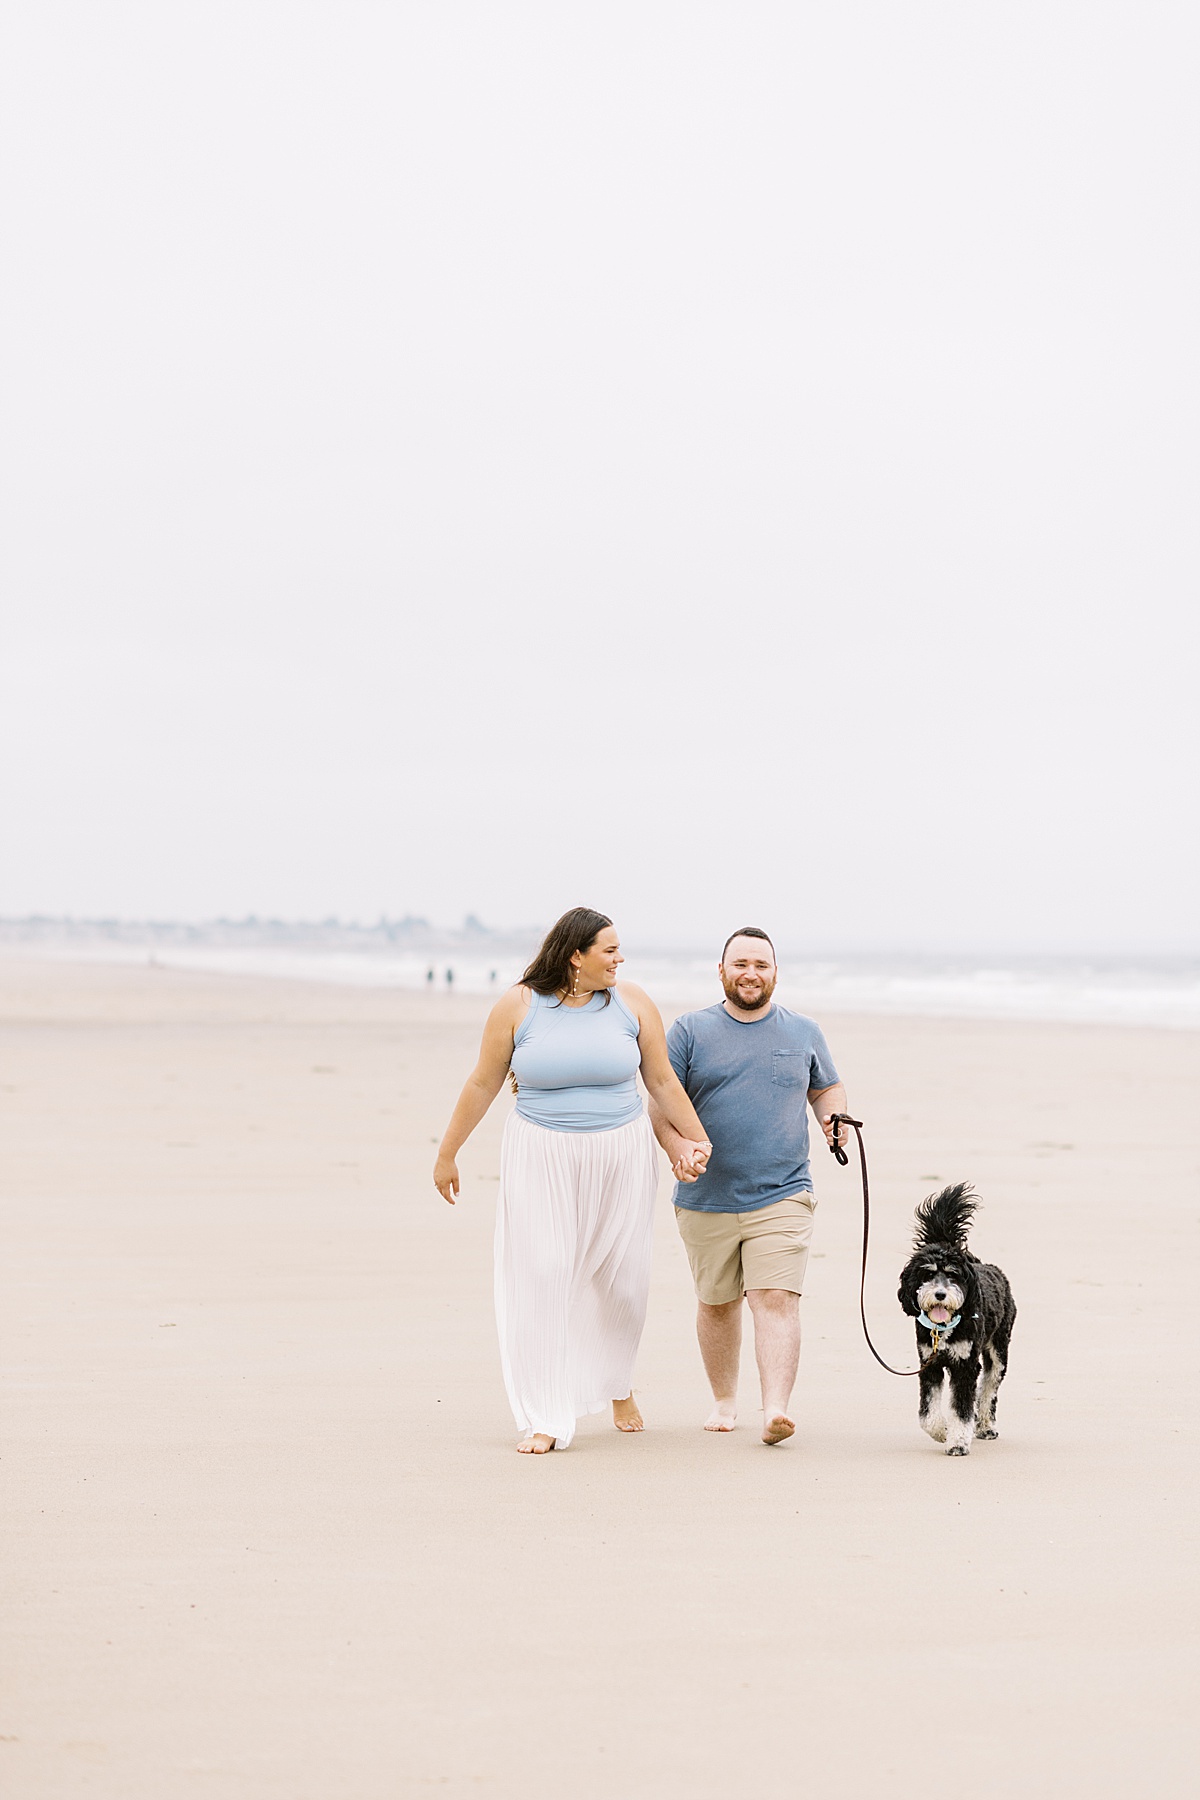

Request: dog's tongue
left=928, top=1305, right=951, bottom=1324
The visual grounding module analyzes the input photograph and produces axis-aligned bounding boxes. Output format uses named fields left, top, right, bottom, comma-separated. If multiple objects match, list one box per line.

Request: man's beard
left=721, top=974, right=776, bottom=1011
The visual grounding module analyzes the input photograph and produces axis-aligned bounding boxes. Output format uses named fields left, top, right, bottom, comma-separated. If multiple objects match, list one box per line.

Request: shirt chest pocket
left=771, top=1050, right=809, bottom=1089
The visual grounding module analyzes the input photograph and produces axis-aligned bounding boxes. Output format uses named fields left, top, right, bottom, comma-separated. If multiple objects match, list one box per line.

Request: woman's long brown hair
left=520, top=907, right=613, bottom=1007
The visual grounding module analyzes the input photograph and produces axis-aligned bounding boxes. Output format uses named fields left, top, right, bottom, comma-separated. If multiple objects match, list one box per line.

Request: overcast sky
left=2, top=3, right=1196, bottom=953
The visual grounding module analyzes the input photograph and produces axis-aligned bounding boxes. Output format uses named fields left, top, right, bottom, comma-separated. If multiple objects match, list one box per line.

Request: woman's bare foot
left=612, top=1394, right=643, bottom=1433
left=704, top=1401, right=737, bottom=1432
left=517, top=1433, right=555, bottom=1454
left=762, top=1412, right=795, bottom=1445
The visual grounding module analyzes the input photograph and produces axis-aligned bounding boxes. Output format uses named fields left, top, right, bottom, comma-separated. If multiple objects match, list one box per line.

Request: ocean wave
left=13, top=939, right=1199, bottom=1029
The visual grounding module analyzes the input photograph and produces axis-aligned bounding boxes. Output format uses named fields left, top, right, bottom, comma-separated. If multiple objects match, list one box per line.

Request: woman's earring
left=570, top=966, right=578, bottom=997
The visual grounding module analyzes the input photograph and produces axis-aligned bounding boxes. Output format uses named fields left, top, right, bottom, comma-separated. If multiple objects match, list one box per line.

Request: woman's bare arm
left=647, top=1092, right=705, bottom=1183
left=619, top=983, right=710, bottom=1171
left=433, top=989, right=527, bottom=1204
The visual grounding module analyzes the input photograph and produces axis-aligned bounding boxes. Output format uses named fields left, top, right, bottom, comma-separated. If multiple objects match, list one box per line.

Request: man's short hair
left=720, top=926, right=776, bottom=964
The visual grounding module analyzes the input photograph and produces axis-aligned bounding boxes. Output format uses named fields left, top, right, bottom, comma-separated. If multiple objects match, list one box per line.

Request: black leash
left=829, top=1113, right=921, bottom=1379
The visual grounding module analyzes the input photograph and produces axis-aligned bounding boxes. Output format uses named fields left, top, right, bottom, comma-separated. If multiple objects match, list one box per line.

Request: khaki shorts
left=675, top=1195, right=816, bottom=1305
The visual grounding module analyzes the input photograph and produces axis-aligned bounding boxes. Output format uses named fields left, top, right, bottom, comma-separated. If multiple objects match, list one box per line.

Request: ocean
left=7, top=927, right=1198, bottom=1030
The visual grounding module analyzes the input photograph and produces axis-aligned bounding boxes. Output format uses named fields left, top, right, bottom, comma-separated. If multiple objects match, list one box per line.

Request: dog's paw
left=975, top=1426, right=999, bottom=1440
left=946, top=1444, right=970, bottom=1456
left=921, top=1419, right=947, bottom=1443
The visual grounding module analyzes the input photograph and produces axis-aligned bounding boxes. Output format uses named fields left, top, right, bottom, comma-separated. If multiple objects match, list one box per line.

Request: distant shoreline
left=0, top=913, right=543, bottom=956
left=3, top=930, right=1197, bottom=1031
left=0, top=916, right=1195, bottom=966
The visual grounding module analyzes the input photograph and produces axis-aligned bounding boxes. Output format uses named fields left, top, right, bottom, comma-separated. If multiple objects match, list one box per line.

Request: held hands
left=434, top=1153, right=460, bottom=1204
left=672, top=1139, right=712, bottom=1184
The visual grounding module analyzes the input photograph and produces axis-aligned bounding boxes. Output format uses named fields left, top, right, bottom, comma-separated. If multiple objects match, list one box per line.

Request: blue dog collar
left=919, top=1311, right=962, bottom=1338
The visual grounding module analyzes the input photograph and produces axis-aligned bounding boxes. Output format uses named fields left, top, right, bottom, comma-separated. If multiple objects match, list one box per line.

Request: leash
left=829, top=1113, right=921, bottom=1379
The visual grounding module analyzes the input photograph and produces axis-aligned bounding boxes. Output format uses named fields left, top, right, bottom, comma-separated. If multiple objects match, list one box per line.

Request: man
left=649, top=928, right=848, bottom=1445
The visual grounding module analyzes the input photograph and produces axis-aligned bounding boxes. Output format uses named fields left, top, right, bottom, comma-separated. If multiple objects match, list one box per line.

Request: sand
left=1, top=955, right=1196, bottom=1798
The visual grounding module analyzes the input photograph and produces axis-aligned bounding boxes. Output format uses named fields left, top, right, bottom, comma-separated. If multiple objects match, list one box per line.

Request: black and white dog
left=897, top=1184, right=1017, bottom=1456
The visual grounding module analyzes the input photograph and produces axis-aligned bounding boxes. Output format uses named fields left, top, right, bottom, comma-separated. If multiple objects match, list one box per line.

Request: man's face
left=719, top=937, right=777, bottom=1011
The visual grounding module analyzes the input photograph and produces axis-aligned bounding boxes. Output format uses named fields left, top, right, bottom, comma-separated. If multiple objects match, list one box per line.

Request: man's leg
left=675, top=1206, right=746, bottom=1431
left=696, top=1299, right=742, bottom=1431
left=739, top=1197, right=814, bottom=1445
left=745, top=1287, right=801, bottom=1443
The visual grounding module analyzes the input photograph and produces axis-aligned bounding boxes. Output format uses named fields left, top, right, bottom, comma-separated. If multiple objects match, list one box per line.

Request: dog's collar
left=919, top=1310, right=962, bottom=1349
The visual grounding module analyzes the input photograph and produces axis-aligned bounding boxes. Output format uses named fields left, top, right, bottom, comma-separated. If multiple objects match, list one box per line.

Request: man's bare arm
left=809, top=1082, right=849, bottom=1154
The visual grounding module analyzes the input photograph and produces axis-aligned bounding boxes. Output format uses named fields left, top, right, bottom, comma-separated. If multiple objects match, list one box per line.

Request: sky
left=2, top=2, right=1197, bottom=954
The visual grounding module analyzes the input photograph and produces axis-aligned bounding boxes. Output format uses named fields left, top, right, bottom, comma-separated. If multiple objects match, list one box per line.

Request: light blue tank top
left=511, top=987, right=643, bottom=1132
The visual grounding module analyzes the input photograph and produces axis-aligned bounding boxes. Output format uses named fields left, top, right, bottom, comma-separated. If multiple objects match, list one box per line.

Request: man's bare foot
left=704, top=1401, right=737, bottom=1432
left=762, top=1412, right=795, bottom=1445
left=517, top=1433, right=555, bottom=1454
left=612, top=1395, right=643, bottom=1433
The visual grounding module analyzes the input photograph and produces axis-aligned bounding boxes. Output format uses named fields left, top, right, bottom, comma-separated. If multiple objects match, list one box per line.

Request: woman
left=434, top=907, right=711, bottom=1453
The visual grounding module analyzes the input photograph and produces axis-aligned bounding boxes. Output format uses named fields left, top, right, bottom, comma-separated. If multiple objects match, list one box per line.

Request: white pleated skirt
left=494, top=1109, right=658, bottom=1447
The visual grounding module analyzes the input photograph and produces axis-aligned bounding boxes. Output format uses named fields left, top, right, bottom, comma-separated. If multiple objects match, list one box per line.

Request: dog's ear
left=897, top=1266, right=921, bottom=1316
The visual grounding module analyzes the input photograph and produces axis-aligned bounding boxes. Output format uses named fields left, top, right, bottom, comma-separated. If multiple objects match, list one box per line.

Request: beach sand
left=1, top=956, right=1196, bottom=1798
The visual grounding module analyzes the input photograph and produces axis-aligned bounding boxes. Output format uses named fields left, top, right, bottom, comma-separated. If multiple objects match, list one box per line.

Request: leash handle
left=828, top=1113, right=921, bottom=1379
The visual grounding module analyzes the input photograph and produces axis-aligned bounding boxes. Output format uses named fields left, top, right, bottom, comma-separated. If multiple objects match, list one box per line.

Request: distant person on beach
left=648, top=928, right=848, bottom=1445
left=434, top=907, right=711, bottom=1453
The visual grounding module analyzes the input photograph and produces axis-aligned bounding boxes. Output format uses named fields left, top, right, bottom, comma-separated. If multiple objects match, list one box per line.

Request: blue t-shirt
left=667, top=1004, right=840, bottom=1213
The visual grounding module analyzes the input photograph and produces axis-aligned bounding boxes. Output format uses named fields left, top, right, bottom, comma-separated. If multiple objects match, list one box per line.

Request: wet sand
left=1, top=956, right=1196, bottom=1797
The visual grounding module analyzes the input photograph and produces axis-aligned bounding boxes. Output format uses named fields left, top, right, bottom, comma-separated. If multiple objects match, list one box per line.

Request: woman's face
left=573, top=928, right=623, bottom=990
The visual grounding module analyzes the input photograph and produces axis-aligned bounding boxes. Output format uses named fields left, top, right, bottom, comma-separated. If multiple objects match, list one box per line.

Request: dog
left=897, top=1183, right=1016, bottom=1456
